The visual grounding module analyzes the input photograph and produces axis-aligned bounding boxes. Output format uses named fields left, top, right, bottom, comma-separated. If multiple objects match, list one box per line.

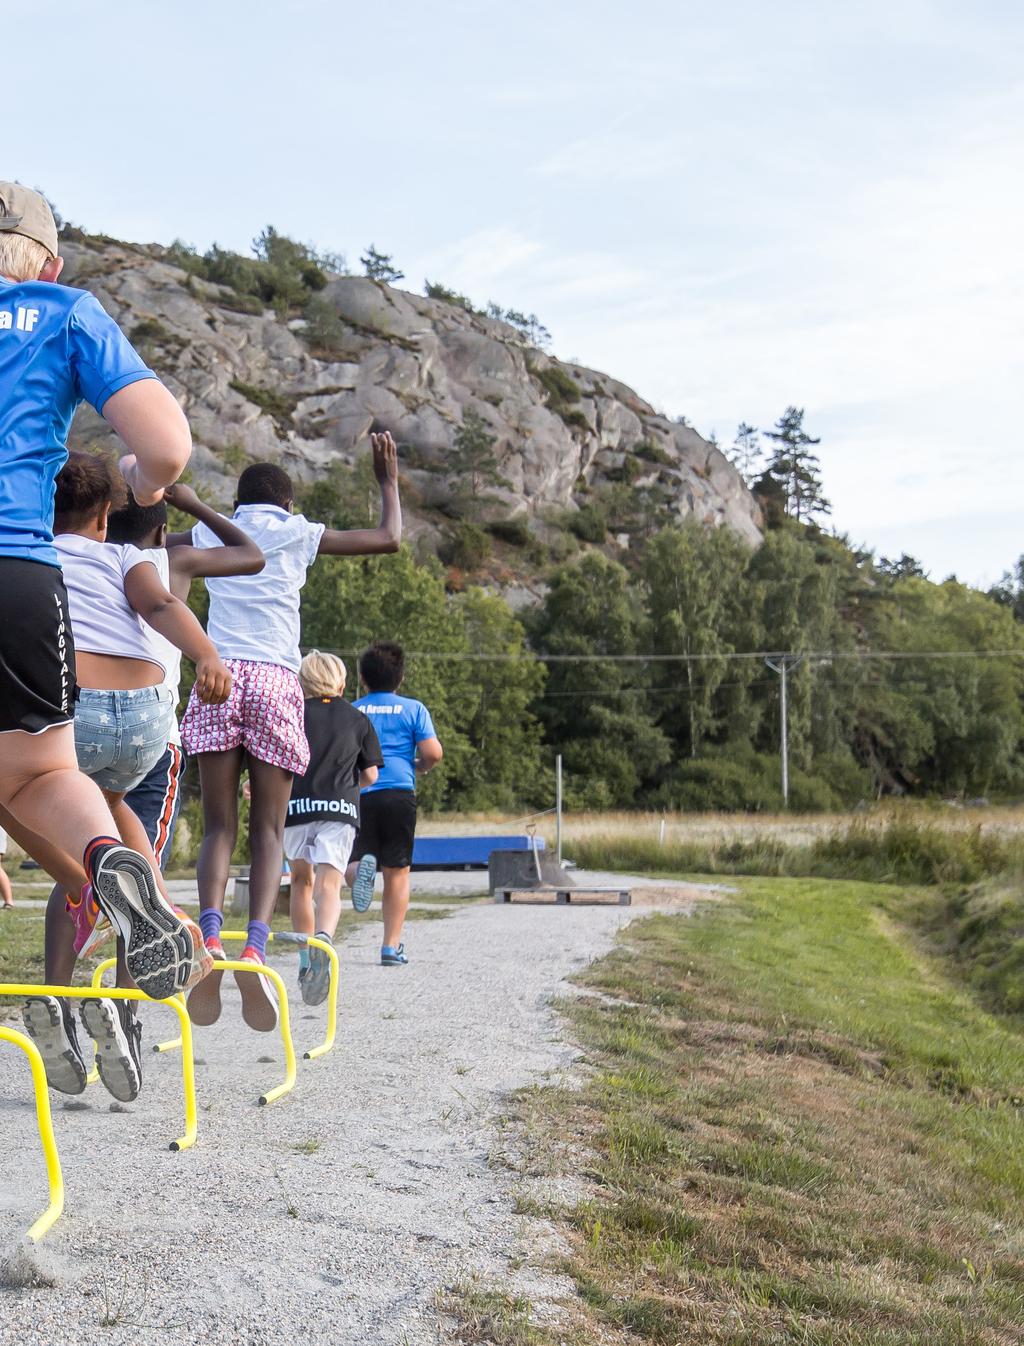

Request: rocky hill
left=61, top=233, right=761, bottom=586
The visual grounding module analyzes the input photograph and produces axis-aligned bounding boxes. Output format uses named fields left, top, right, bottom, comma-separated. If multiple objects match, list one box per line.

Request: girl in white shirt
left=21, top=453, right=230, bottom=1104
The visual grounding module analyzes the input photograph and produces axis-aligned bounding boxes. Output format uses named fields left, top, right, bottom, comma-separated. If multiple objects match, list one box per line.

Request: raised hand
left=163, top=481, right=202, bottom=514
left=370, top=431, right=398, bottom=484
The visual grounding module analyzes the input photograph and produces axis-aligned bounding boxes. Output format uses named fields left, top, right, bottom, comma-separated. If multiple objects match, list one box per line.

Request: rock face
left=62, top=237, right=762, bottom=555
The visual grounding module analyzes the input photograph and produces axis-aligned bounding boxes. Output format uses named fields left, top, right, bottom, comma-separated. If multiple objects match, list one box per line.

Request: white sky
left=8, top=0, right=1022, bottom=584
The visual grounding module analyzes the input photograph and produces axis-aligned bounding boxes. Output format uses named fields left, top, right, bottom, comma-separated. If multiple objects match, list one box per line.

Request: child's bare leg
left=381, top=866, right=411, bottom=949
left=289, top=859, right=315, bottom=935
left=246, top=757, right=293, bottom=928
left=195, top=749, right=243, bottom=917
left=0, top=725, right=118, bottom=860
left=107, top=794, right=171, bottom=902
left=45, top=884, right=77, bottom=984
left=0, top=863, right=12, bottom=908
left=313, top=864, right=344, bottom=942
left=0, top=807, right=87, bottom=894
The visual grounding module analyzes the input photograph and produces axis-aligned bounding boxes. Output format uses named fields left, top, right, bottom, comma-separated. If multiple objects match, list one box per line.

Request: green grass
left=511, top=876, right=1024, bottom=1344
left=439, top=1282, right=571, bottom=1345
left=0, top=905, right=45, bottom=990
left=567, top=816, right=1024, bottom=886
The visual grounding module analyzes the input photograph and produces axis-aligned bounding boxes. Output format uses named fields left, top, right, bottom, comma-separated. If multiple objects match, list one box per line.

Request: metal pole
left=555, top=753, right=563, bottom=867
left=779, top=660, right=789, bottom=805
left=764, top=655, right=803, bottom=808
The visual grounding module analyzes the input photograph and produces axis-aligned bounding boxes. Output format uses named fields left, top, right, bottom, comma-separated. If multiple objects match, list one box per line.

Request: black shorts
left=353, top=789, right=417, bottom=869
left=0, top=557, right=76, bottom=734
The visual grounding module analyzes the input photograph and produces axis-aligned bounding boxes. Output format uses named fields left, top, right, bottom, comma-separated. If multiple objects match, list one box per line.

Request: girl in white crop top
left=40, top=454, right=233, bottom=977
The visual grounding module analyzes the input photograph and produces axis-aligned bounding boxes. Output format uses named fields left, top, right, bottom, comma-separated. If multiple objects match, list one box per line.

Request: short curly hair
left=54, top=451, right=127, bottom=532
left=236, top=462, right=294, bottom=509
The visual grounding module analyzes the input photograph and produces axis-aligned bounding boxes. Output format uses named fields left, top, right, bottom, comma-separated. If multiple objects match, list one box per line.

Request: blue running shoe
left=351, top=853, right=377, bottom=913
left=381, top=943, right=408, bottom=966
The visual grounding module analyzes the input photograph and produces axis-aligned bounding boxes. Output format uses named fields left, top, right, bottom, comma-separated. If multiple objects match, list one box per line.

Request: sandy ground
left=0, top=875, right=707, bottom=1345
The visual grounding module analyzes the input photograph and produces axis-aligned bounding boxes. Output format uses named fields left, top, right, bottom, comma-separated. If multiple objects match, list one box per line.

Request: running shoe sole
left=351, top=853, right=377, bottom=913
left=301, top=945, right=332, bottom=1006
left=22, top=997, right=88, bottom=1095
left=236, top=962, right=279, bottom=1032
left=81, top=999, right=141, bottom=1103
left=90, top=846, right=192, bottom=1001
left=187, top=964, right=225, bottom=1026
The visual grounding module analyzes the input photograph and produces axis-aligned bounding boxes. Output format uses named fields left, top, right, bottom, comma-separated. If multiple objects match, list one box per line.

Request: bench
left=411, top=835, right=545, bottom=871
left=230, top=867, right=292, bottom=915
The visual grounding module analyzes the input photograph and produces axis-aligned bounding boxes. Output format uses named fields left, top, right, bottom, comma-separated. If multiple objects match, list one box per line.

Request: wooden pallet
left=494, top=887, right=631, bottom=906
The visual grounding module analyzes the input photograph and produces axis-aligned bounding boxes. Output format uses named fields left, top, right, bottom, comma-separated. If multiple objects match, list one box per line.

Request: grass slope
left=509, top=877, right=1024, bottom=1344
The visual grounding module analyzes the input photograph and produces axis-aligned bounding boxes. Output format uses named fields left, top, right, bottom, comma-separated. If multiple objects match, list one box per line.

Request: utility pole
left=555, top=754, right=563, bottom=867
left=764, top=655, right=804, bottom=806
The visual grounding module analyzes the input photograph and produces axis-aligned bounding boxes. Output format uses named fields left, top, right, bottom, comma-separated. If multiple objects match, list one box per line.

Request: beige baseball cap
left=0, top=183, right=58, bottom=256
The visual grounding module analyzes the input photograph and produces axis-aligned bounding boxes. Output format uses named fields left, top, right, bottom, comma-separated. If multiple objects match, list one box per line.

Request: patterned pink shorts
left=181, top=659, right=310, bottom=775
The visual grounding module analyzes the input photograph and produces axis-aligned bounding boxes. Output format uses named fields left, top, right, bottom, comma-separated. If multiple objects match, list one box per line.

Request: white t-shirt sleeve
left=302, top=517, right=326, bottom=566
left=119, top=544, right=160, bottom=580
left=191, top=521, right=218, bottom=550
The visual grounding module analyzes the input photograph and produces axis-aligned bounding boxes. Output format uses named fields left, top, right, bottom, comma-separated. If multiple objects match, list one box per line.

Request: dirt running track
left=0, top=885, right=704, bottom=1345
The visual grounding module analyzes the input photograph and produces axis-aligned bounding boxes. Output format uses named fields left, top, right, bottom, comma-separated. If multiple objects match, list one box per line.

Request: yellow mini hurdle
left=0, top=1026, right=64, bottom=1243
left=92, top=952, right=297, bottom=1098
left=2, top=932, right=337, bottom=1241
left=225, top=932, right=339, bottom=1061
left=128, top=931, right=338, bottom=1066
left=0, top=982, right=197, bottom=1245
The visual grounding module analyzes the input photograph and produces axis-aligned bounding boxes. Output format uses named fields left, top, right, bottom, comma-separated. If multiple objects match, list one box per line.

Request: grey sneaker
left=81, top=998, right=143, bottom=1103
left=301, top=941, right=333, bottom=1006
left=22, top=996, right=88, bottom=1095
left=351, top=854, right=377, bottom=913
left=87, top=842, right=192, bottom=1000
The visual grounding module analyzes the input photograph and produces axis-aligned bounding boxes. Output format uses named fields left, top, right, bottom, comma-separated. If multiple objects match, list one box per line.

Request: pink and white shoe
left=235, top=946, right=279, bottom=1033
left=68, top=884, right=114, bottom=959
left=186, top=934, right=225, bottom=1026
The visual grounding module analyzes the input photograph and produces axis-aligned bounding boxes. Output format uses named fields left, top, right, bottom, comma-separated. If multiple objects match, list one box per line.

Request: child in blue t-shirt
left=0, top=184, right=207, bottom=1094
left=352, top=640, right=443, bottom=965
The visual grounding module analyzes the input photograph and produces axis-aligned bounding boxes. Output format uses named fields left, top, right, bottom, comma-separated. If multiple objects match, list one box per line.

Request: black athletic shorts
left=352, top=788, right=418, bottom=869
left=0, top=557, right=76, bottom=734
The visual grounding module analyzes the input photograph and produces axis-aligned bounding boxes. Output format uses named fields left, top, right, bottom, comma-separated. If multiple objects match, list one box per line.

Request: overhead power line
left=311, top=647, right=1024, bottom=664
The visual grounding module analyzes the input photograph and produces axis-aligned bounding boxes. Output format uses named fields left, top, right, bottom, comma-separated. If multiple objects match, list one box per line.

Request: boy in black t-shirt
left=285, top=651, right=383, bottom=1003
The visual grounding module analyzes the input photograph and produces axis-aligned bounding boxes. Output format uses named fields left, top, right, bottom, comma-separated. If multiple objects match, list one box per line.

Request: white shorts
left=0, top=825, right=7, bottom=853
left=283, top=821, right=356, bottom=874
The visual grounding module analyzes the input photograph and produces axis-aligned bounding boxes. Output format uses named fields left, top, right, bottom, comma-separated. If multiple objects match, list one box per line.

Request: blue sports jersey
left=354, top=692, right=437, bottom=794
left=0, top=277, right=155, bottom=567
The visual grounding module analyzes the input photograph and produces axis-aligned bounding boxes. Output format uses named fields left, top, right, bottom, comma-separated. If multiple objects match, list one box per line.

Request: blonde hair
left=0, top=232, right=52, bottom=281
left=299, top=650, right=347, bottom=699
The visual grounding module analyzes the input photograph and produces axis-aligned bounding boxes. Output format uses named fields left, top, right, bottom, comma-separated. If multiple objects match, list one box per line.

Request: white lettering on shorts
left=54, top=591, right=70, bottom=714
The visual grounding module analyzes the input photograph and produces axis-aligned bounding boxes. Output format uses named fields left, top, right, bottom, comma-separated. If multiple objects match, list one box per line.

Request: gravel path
left=0, top=889, right=700, bottom=1345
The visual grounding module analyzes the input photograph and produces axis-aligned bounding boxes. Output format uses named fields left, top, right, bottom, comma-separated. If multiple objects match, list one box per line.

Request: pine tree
left=728, top=422, right=762, bottom=482
left=360, top=245, right=404, bottom=284
left=449, top=409, right=510, bottom=517
left=763, top=407, right=830, bottom=522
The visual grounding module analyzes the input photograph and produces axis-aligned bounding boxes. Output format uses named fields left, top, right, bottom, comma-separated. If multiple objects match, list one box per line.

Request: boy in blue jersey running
left=352, top=641, right=443, bottom=965
left=0, top=185, right=204, bottom=1053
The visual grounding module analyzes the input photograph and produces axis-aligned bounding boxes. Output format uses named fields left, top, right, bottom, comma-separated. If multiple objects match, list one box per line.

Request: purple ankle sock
left=246, top=919, right=271, bottom=959
left=199, top=909, right=224, bottom=945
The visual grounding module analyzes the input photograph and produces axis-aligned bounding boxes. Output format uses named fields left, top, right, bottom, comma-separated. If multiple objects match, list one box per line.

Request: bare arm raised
left=161, top=482, right=265, bottom=601
left=123, top=562, right=232, bottom=704
left=317, top=432, right=402, bottom=557
left=102, top=380, right=192, bottom=506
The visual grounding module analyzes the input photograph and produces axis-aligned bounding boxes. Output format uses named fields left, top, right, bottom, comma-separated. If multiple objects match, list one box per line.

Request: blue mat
left=411, top=835, right=545, bottom=870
